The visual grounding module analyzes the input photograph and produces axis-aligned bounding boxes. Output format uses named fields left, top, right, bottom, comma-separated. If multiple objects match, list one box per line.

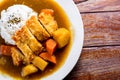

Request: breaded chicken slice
left=12, top=26, right=43, bottom=59
left=12, top=34, right=34, bottom=64
left=13, top=36, right=34, bottom=64
left=20, top=26, right=43, bottom=55
left=26, top=16, right=50, bottom=42
left=38, top=9, right=58, bottom=35
left=11, top=47, right=24, bottom=66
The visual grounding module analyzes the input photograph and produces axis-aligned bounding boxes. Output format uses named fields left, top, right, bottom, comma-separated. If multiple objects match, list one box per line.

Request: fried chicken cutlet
left=39, top=9, right=58, bottom=35
left=26, top=16, right=50, bottom=42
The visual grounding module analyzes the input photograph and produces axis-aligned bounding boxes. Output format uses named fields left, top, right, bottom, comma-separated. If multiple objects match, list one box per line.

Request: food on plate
left=39, top=9, right=58, bottom=36
left=26, top=16, right=50, bottom=41
left=53, top=28, right=70, bottom=48
left=32, top=56, right=48, bottom=71
left=39, top=52, right=57, bottom=64
left=0, top=45, right=15, bottom=56
left=11, top=47, right=24, bottom=66
left=21, top=64, right=38, bottom=77
left=0, top=5, right=37, bottom=45
left=45, top=39, right=57, bottom=55
left=0, top=0, right=71, bottom=79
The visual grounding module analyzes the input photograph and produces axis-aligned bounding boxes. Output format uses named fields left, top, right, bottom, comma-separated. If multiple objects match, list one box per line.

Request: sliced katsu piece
left=20, top=26, right=43, bottom=55
left=26, top=16, right=50, bottom=42
left=13, top=26, right=43, bottom=55
left=11, top=47, right=24, bottom=66
left=12, top=35, right=34, bottom=64
left=38, top=9, right=58, bottom=36
left=12, top=26, right=43, bottom=64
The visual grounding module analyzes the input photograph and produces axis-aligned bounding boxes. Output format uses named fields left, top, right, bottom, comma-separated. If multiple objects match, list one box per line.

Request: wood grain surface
left=82, top=12, right=120, bottom=47
left=64, top=0, right=120, bottom=80
left=73, top=0, right=87, bottom=3
left=76, top=0, right=120, bottom=12
left=64, top=46, right=120, bottom=80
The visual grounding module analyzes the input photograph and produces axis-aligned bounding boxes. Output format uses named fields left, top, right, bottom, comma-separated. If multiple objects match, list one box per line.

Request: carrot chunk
left=39, top=52, right=56, bottom=64
left=0, top=45, right=15, bottom=56
left=46, top=39, right=57, bottom=55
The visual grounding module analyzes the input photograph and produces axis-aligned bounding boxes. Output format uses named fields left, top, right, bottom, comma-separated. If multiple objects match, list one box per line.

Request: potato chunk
left=21, top=64, right=38, bottom=77
left=53, top=28, right=70, bottom=48
left=32, top=56, right=48, bottom=71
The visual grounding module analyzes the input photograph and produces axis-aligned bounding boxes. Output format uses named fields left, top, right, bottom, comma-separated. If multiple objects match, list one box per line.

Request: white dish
left=0, top=0, right=84, bottom=80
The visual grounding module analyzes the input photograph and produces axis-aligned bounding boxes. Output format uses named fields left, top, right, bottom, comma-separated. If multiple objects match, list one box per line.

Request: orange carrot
left=46, top=39, right=57, bottom=55
left=39, top=52, right=56, bottom=64
left=0, top=45, right=15, bottom=56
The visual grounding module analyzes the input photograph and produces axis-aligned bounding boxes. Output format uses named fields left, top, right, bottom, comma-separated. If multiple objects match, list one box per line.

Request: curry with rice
left=0, top=0, right=72, bottom=79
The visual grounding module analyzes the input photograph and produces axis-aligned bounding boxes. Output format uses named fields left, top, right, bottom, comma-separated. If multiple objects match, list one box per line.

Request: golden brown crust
left=11, top=47, right=24, bottom=66
left=13, top=26, right=43, bottom=55
left=26, top=16, right=50, bottom=42
left=39, top=9, right=58, bottom=35
left=12, top=26, right=44, bottom=64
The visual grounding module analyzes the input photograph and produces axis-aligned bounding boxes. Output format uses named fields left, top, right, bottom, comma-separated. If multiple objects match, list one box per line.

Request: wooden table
left=64, top=0, right=120, bottom=80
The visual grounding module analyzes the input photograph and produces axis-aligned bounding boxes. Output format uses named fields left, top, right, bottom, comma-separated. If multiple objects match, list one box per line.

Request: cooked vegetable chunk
left=11, top=47, right=24, bottom=66
left=53, top=28, right=70, bottom=48
left=39, top=9, right=58, bottom=35
left=32, top=56, right=48, bottom=71
left=21, top=64, right=38, bottom=77
left=46, top=39, right=57, bottom=55
left=0, top=45, right=15, bottom=56
left=26, top=16, right=50, bottom=41
left=40, top=52, right=56, bottom=64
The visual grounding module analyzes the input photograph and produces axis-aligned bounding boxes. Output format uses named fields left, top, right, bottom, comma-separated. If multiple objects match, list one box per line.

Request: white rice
left=0, top=5, right=37, bottom=45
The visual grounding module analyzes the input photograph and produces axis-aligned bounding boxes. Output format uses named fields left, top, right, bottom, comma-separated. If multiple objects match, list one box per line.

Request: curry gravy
left=0, top=0, right=72, bottom=79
